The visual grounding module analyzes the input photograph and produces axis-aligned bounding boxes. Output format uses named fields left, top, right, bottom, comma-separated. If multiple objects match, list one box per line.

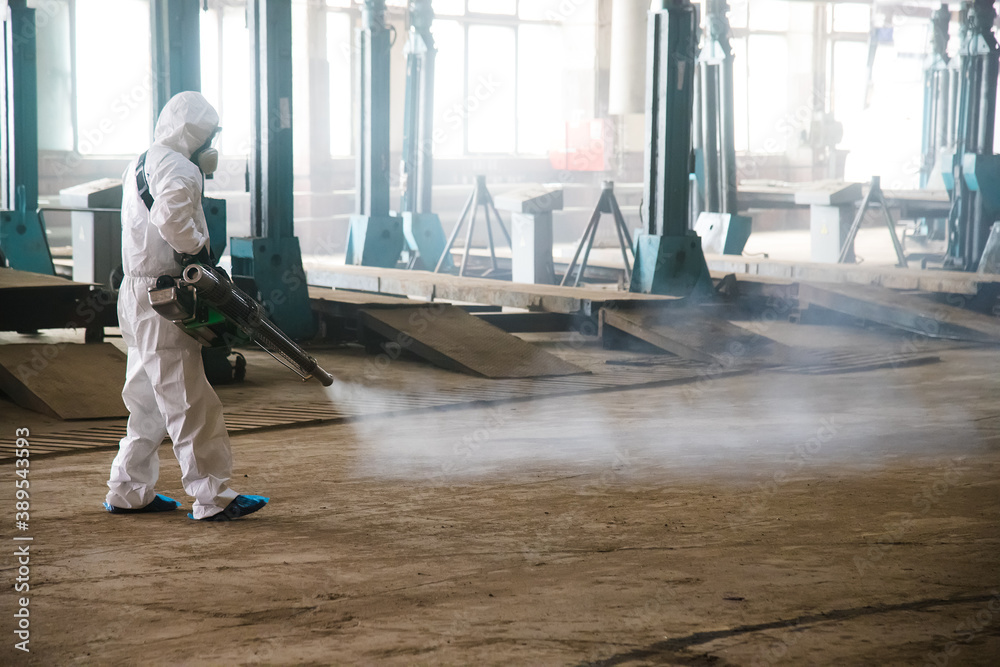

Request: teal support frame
left=631, top=234, right=712, bottom=297
left=232, top=0, right=315, bottom=340
left=345, top=0, right=404, bottom=268
left=398, top=0, right=448, bottom=270
left=1, top=1, right=54, bottom=275
left=946, top=0, right=1000, bottom=270
left=630, top=0, right=712, bottom=298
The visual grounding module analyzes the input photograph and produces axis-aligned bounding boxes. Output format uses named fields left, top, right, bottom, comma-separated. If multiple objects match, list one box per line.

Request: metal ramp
left=359, top=305, right=588, bottom=378
left=0, top=343, right=128, bottom=419
left=797, top=282, right=1000, bottom=344
left=600, top=305, right=795, bottom=366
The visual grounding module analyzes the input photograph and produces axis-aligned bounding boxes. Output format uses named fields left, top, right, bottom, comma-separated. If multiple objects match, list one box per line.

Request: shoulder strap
left=135, top=151, right=154, bottom=211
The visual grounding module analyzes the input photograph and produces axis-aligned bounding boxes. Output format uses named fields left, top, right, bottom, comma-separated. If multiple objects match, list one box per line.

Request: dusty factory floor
left=1, top=320, right=998, bottom=666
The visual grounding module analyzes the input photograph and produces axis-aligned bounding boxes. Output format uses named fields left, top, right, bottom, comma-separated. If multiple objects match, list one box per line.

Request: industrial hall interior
left=2, top=0, right=1000, bottom=663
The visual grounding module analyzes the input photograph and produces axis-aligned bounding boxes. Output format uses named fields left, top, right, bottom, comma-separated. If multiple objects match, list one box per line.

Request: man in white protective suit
left=104, top=91, right=268, bottom=521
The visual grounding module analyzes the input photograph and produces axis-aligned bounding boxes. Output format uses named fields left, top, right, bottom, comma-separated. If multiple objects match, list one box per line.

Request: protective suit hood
left=153, top=91, right=219, bottom=159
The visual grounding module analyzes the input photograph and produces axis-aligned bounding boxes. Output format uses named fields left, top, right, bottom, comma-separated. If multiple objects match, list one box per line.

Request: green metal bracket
left=630, top=233, right=713, bottom=298
left=0, top=207, right=55, bottom=275
left=346, top=214, right=406, bottom=268
left=961, top=153, right=1000, bottom=211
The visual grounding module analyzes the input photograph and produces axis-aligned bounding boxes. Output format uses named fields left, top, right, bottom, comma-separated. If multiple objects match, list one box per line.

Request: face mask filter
left=197, top=148, right=219, bottom=176
left=192, top=127, right=222, bottom=177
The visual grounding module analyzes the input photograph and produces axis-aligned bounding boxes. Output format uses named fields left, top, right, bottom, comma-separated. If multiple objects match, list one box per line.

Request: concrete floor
left=1, top=319, right=998, bottom=665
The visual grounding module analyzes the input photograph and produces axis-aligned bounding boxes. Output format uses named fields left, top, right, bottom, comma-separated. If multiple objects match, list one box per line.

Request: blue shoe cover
left=105, top=494, right=181, bottom=514
left=190, top=494, right=269, bottom=521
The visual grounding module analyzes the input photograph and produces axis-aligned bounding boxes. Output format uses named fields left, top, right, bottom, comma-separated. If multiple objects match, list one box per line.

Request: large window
left=32, top=0, right=593, bottom=163
left=517, top=23, right=563, bottom=155
left=432, top=19, right=465, bottom=157
left=827, top=2, right=870, bottom=156
left=743, top=35, right=788, bottom=153
left=729, top=0, right=793, bottom=154
left=34, top=0, right=74, bottom=152
left=827, top=3, right=926, bottom=189
left=429, top=0, right=595, bottom=156
left=200, top=2, right=252, bottom=158
left=286, top=0, right=592, bottom=160
left=196, top=0, right=591, bottom=162
left=466, top=25, right=516, bottom=153
left=326, top=12, right=353, bottom=157
left=75, top=0, right=152, bottom=155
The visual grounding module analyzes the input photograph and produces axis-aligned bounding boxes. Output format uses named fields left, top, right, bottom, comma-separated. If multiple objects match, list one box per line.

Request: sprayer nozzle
left=313, top=366, right=335, bottom=387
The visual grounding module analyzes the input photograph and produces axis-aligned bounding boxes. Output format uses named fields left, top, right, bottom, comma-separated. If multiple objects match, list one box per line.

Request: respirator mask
left=191, top=126, right=222, bottom=178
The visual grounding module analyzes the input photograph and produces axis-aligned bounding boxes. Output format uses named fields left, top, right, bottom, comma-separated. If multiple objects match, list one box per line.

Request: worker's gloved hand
left=174, top=244, right=214, bottom=267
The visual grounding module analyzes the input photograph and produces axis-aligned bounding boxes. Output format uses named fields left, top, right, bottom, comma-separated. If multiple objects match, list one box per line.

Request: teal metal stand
left=945, top=0, right=1000, bottom=270
left=400, top=0, right=449, bottom=271
left=630, top=0, right=712, bottom=298
left=231, top=0, right=315, bottom=340
left=1, top=1, right=55, bottom=275
left=346, top=0, right=404, bottom=268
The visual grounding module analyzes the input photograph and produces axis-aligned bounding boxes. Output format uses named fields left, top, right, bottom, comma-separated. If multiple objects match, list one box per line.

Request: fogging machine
left=148, top=263, right=334, bottom=387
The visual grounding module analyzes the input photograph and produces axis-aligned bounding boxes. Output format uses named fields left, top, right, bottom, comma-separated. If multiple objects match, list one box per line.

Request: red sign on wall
left=549, top=119, right=614, bottom=172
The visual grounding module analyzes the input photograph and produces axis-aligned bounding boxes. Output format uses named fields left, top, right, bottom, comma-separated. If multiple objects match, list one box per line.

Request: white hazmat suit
left=105, top=91, right=239, bottom=520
